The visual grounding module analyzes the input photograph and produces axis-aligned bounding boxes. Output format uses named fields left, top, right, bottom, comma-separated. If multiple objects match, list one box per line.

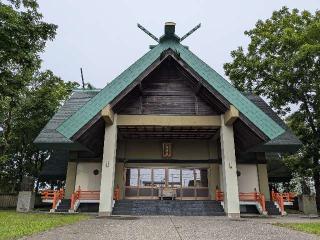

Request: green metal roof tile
left=175, top=44, right=284, bottom=139
left=57, top=39, right=285, bottom=140
left=57, top=43, right=171, bottom=139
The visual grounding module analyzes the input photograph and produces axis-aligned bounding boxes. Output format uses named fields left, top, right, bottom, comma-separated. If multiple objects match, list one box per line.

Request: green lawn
left=0, top=210, right=91, bottom=240
left=275, top=222, right=320, bottom=235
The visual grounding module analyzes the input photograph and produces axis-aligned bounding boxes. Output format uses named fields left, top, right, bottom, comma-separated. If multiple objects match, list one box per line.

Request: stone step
left=55, top=209, right=69, bottom=213
left=265, top=201, right=281, bottom=215
left=112, top=200, right=225, bottom=216
left=56, top=199, right=71, bottom=212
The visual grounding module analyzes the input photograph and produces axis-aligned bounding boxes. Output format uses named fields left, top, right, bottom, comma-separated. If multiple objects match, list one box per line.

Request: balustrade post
left=271, top=189, right=275, bottom=201
left=261, top=194, right=266, bottom=212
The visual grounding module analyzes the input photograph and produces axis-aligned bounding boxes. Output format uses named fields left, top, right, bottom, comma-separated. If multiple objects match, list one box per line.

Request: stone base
left=298, top=195, right=318, bottom=215
left=227, top=212, right=241, bottom=218
left=98, top=211, right=112, bottom=217
left=16, top=191, right=35, bottom=212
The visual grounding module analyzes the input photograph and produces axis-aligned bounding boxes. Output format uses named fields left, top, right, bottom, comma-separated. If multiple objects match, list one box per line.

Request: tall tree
left=0, top=71, right=78, bottom=192
left=224, top=7, right=320, bottom=206
left=0, top=1, right=79, bottom=191
left=0, top=0, right=57, bottom=153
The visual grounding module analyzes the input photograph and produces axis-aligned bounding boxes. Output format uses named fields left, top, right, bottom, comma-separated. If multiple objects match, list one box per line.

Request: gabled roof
left=34, top=90, right=100, bottom=147
left=36, top=90, right=300, bottom=152
left=57, top=25, right=285, bottom=141
left=245, top=94, right=301, bottom=152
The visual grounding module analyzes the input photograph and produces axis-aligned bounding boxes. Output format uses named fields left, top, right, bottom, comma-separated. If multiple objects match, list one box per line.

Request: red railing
left=40, top=190, right=55, bottom=201
left=113, top=185, right=120, bottom=201
left=271, top=190, right=296, bottom=215
left=70, top=185, right=121, bottom=211
left=255, top=192, right=266, bottom=213
left=272, top=191, right=285, bottom=215
left=215, top=190, right=266, bottom=212
left=52, top=189, right=64, bottom=210
left=215, top=189, right=224, bottom=201
left=41, top=189, right=64, bottom=210
left=70, top=186, right=100, bottom=210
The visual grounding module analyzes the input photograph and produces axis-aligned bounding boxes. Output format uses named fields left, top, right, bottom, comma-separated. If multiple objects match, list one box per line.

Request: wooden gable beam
left=117, top=115, right=221, bottom=127
left=224, top=105, right=239, bottom=126
left=101, top=104, right=114, bottom=125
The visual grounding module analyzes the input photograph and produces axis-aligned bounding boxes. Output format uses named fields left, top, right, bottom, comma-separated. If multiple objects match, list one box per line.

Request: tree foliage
left=0, top=0, right=57, bottom=99
left=0, top=71, right=78, bottom=192
left=224, top=7, right=320, bottom=205
left=0, top=1, right=78, bottom=192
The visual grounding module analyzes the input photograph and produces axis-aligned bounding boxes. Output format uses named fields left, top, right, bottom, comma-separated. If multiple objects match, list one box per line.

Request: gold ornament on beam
left=162, top=143, right=172, bottom=158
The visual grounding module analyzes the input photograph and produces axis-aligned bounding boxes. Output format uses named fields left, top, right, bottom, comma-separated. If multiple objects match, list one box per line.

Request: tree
left=0, top=1, right=79, bottom=192
left=0, top=71, right=78, bottom=192
left=0, top=0, right=57, bottom=152
left=224, top=7, right=320, bottom=206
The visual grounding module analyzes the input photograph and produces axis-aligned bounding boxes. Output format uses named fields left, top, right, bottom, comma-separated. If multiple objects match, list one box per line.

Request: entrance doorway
left=124, top=167, right=209, bottom=200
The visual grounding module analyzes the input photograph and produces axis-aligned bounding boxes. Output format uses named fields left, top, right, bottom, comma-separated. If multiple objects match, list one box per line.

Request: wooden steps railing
left=113, top=185, right=120, bottom=201
left=216, top=189, right=296, bottom=215
left=70, top=185, right=121, bottom=211
left=43, top=186, right=122, bottom=212
left=41, top=189, right=64, bottom=211
left=52, top=189, right=64, bottom=210
left=271, top=190, right=296, bottom=215
left=215, top=190, right=266, bottom=213
left=40, top=190, right=55, bottom=201
left=70, top=186, right=100, bottom=211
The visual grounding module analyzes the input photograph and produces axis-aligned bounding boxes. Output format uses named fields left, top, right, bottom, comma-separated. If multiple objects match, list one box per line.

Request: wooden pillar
left=65, top=162, right=77, bottom=199
left=114, top=162, right=125, bottom=200
left=208, top=164, right=220, bottom=200
left=257, top=164, right=270, bottom=200
left=99, top=115, right=117, bottom=216
left=220, top=114, right=240, bottom=218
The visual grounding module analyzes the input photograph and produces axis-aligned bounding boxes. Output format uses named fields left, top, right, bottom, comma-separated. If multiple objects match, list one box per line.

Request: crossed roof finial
left=137, top=22, right=201, bottom=43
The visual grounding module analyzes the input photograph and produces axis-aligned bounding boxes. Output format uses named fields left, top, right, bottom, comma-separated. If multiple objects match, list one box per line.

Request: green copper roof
left=57, top=39, right=285, bottom=140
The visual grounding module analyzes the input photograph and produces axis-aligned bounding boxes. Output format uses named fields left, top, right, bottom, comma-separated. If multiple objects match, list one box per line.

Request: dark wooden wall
left=113, top=59, right=219, bottom=115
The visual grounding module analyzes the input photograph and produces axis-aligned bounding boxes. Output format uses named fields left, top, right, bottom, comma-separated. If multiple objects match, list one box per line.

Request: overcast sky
left=37, top=0, right=319, bottom=89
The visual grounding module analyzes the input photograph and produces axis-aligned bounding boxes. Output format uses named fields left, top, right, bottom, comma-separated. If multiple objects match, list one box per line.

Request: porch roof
left=34, top=89, right=100, bottom=149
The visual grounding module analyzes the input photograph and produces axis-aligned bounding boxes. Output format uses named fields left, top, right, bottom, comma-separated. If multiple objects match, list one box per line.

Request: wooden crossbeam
left=101, top=104, right=114, bottom=125
left=117, top=115, right=221, bottom=127
left=224, top=105, right=239, bottom=125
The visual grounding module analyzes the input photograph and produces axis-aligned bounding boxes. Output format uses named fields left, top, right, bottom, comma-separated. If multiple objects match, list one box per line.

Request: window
left=168, top=169, right=181, bottom=188
left=195, top=169, right=208, bottom=187
left=124, top=168, right=209, bottom=199
left=126, top=168, right=138, bottom=187
left=153, top=168, right=165, bottom=188
left=182, top=169, right=194, bottom=187
left=139, top=169, right=152, bottom=187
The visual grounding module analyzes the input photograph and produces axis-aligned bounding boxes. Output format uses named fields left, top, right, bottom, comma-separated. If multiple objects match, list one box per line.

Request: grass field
left=0, top=210, right=90, bottom=240
left=275, top=222, right=320, bottom=235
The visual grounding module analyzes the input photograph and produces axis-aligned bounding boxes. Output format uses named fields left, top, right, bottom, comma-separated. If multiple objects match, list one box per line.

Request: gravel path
left=23, top=215, right=320, bottom=240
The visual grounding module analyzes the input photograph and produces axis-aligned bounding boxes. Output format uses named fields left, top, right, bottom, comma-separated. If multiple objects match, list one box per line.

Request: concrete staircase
left=55, top=199, right=71, bottom=213
left=265, top=201, right=281, bottom=215
left=112, top=200, right=225, bottom=216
